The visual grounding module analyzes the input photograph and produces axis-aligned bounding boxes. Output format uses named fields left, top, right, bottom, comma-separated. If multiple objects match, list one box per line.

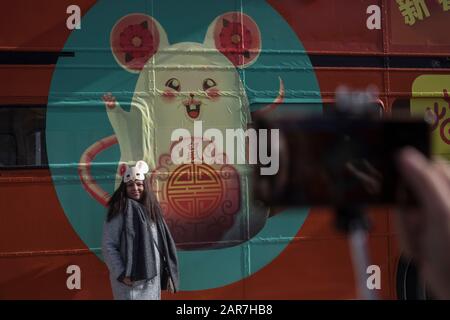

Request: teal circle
left=47, top=0, right=321, bottom=291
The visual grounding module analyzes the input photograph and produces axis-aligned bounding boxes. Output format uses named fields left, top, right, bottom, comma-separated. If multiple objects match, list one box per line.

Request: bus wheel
left=396, top=256, right=433, bottom=300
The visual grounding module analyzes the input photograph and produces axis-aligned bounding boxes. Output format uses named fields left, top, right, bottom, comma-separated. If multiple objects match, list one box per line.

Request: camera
left=253, top=113, right=430, bottom=207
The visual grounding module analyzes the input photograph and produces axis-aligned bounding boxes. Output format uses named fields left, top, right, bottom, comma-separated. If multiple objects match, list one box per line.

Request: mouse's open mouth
left=185, top=104, right=201, bottom=119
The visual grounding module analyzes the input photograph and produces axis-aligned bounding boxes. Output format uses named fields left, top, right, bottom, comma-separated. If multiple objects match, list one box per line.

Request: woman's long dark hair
left=106, top=177, right=159, bottom=222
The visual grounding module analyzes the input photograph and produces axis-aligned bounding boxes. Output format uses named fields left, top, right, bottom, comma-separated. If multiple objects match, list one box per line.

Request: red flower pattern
left=119, top=22, right=155, bottom=61
left=219, top=19, right=252, bottom=65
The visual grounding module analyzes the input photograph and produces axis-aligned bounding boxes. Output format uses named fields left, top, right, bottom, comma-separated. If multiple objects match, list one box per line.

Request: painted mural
left=1, top=0, right=449, bottom=299
left=46, top=0, right=318, bottom=291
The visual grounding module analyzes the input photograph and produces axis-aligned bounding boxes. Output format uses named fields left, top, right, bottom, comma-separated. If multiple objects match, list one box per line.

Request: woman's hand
left=396, top=147, right=450, bottom=299
left=122, top=277, right=134, bottom=287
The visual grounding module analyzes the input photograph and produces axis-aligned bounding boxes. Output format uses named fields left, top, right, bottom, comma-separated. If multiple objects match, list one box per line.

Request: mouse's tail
left=78, top=135, right=118, bottom=207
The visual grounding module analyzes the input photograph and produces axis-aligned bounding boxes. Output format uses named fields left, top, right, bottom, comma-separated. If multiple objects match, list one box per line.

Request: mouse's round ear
left=204, top=12, right=261, bottom=68
left=110, top=14, right=169, bottom=73
left=135, top=160, right=149, bottom=174
left=119, top=163, right=128, bottom=177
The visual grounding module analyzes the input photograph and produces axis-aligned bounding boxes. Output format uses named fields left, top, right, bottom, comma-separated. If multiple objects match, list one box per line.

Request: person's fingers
left=346, top=162, right=372, bottom=182
left=397, top=147, right=431, bottom=194
left=394, top=205, right=424, bottom=261
left=122, top=278, right=133, bottom=286
left=433, top=160, right=450, bottom=185
left=362, top=159, right=382, bottom=179
left=397, top=147, right=446, bottom=216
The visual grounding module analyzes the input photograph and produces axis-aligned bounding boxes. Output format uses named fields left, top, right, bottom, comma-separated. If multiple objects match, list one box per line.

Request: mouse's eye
left=203, top=78, right=217, bottom=91
left=165, top=78, right=181, bottom=91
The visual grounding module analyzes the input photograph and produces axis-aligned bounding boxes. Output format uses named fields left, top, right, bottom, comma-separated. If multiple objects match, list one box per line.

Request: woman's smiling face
left=126, top=180, right=145, bottom=200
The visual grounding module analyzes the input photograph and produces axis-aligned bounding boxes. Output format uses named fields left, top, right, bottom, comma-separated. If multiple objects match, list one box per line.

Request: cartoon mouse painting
left=79, top=12, right=284, bottom=249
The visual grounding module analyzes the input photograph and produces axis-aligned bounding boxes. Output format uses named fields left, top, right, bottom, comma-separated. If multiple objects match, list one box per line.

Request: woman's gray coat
left=102, top=212, right=162, bottom=300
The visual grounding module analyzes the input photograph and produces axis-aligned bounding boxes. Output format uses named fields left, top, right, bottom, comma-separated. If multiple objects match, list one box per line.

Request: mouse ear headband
left=119, top=160, right=149, bottom=183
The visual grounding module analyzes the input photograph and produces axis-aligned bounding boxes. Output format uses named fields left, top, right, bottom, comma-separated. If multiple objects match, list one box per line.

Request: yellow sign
left=412, top=75, right=450, bottom=160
